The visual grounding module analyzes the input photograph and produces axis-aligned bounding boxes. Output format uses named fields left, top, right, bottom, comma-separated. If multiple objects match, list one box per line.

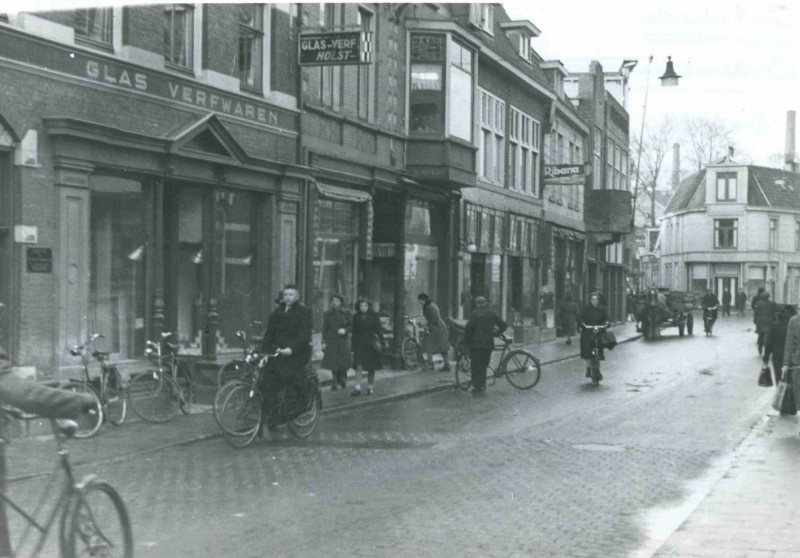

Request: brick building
left=0, top=6, right=307, bottom=377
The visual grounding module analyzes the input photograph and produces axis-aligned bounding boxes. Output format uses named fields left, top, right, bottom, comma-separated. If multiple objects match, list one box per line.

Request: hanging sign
left=543, top=164, right=586, bottom=186
left=299, top=31, right=373, bottom=66
left=26, top=247, right=52, bottom=273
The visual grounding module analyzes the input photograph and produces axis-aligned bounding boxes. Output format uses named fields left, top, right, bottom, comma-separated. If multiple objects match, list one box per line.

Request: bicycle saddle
left=57, top=419, right=79, bottom=438
left=92, top=350, right=110, bottom=360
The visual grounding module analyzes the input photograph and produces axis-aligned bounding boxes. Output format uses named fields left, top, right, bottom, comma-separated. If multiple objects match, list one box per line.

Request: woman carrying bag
left=351, top=298, right=385, bottom=396
left=781, top=308, right=800, bottom=423
left=321, top=294, right=352, bottom=391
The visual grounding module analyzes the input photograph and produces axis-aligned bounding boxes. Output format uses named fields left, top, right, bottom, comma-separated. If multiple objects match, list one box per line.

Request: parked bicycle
left=213, top=331, right=258, bottom=429
left=584, top=323, right=610, bottom=386
left=128, top=331, right=192, bottom=423
left=216, top=321, right=263, bottom=387
left=218, top=351, right=322, bottom=448
left=67, top=333, right=127, bottom=436
left=401, top=316, right=429, bottom=370
left=0, top=406, right=133, bottom=557
left=454, top=334, right=541, bottom=391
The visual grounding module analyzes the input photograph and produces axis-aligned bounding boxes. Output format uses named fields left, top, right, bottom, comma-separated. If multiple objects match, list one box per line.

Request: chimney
left=786, top=110, right=797, bottom=173
left=671, top=143, right=680, bottom=190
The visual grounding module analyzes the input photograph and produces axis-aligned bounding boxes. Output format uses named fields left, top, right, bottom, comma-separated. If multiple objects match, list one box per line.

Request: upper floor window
left=769, top=218, right=778, bottom=250
left=470, top=4, right=494, bottom=34
left=409, top=34, right=445, bottom=135
left=593, top=128, right=602, bottom=190
left=448, top=39, right=473, bottom=141
left=320, top=3, right=344, bottom=111
left=357, top=8, right=374, bottom=122
left=478, top=88, right=505, bottom=186
left=716, top=172, right=737, bottom=201
left=74, top=8, right=113, bottom=47
left=714, top=218, right=738, bottom=249
left=796, top=221, right=800, bottom=251
left=519, top=35, right=530, bottom=61
left=509, top=107, right=540, bottom=196
left=164, top=4, right=194, bottom=69
left=237, top=4, right=264, bottom=92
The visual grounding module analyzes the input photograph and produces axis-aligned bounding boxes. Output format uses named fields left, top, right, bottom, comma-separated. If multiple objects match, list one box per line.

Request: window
left=769, top=218, right=778, bottom=251
left=320, top=3, right=343, bottom=111
left=357, top=8, right=374, bottom=121
left=606, top=139, right=614, bottom=189
left=796, top=221, right=800, bottom=251
left=593, top=128, right=602, bottom=190
left=237, top=4, right=264, bottom=92
left=478, top=89, right=505, bottom=186
left=714, top=218, right=738, bottom=249
left=518, top=35, right=530, bottom=61
left=409, top=34, right=445, bottom=134
left=470, top=4, right=494, bottom=34
left=449, top=39, right=473, bottom=141
left=509, top=107, right=540, bottom=196
left=716, top=172, right=737, bottom=201
left=164, top=4, right=193, bottom=69
left=74, top=8, right=113, bottom=46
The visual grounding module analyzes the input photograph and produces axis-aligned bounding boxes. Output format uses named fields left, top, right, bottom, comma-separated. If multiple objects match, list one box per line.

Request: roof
left=664, top=169, right=706, bottom=213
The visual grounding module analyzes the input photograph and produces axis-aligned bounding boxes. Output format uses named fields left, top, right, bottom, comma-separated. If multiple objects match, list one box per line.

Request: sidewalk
left=6, top=322, right=641, bottom=481
left=651, top=412, right=800, bottom=557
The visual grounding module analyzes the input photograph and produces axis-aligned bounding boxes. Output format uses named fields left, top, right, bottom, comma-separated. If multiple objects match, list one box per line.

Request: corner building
left=0, top=6, right=306, bottom=376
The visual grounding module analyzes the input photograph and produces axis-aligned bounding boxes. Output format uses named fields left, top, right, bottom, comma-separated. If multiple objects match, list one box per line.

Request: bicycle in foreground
left=216, top=321, right=263, bottom=387
left=454, top=334, right=541, bottom=391
left=0, top=406, right=133, bottom=557
left=584, top=323, right=610, bottom=386
left=213, top=330, right=258, bottom=429
left=218, top=351, right=322, bottom=448
left=128, top=331, right=192, bottom=423
left=67, top=333, right=127, bottom=438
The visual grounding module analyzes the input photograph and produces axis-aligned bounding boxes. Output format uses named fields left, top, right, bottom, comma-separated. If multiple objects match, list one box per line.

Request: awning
left=316, top=182, right=372, bottom=203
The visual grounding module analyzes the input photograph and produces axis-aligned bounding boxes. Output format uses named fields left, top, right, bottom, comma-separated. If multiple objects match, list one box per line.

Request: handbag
left=758, top=365, right=774, bottom=387
left=370, top=334, right=382, bottom=352
left=601, top=330, right=617, bottom=350
left=772, top=369, right=797, bottom=414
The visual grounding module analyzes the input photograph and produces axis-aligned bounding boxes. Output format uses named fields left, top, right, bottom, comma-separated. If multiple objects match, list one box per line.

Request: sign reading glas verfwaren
left=299, top=31, right=373, bottom=66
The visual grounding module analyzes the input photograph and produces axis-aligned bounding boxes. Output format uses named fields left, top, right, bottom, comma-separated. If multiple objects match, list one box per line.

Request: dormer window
left=519, top=35, right=530, bottom=61
left=501, top=20, right=541, bottom=63
left=469, top=4, right=494, bottom=34
left=716, top=172, right=737, bottom=201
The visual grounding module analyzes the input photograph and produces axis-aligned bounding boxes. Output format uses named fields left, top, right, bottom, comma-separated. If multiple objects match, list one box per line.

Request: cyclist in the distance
left=579, top=293, right=609, bottom=380
left=260, top=285, right=313, bottom=428
left=701, top=288, right=720, bottom=334
left=0, top=344, right=96, bottom=556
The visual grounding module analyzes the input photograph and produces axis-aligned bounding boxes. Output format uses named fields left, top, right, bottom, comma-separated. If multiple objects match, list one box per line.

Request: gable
left=182, top=129, right=234, bottom=158
left=169, top=113, right=247, bottom=163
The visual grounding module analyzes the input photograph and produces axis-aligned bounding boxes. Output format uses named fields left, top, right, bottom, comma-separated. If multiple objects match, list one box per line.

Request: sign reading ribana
left=299, top=31, right=373, bottom=66
left=543, top=164, right=587, bottom=186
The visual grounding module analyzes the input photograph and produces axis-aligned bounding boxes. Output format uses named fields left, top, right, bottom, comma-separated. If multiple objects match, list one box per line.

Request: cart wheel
left=678, top=315, right=685, bottom=337
left=687, top=313, right=694, bottom=335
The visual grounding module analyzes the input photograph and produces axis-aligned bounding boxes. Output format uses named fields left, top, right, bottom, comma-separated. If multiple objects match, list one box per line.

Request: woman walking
left=418, top=293, right=450, bottom=372
left=321, top=294, right=351, bottom=391
left=764, top=305, right=797, bottom=414
left=561, top=295, right=579, bottom=346
left=351, top=298, right=385, bottom=396
left=579, top=292, right=609, bottom=380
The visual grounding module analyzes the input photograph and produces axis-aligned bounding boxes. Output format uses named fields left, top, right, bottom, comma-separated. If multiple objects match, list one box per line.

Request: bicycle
left=216, top=321, right=263, bottom=387
left=401, top=316, right=428, bottom=370
left=454, top=334, right=541, bottom=391
left=128, top=331, right=192, bottom=423
left=68, top=333, right=127, bottom=433
left=218, top=352, right=322, bottom=449
left=213, top=331, right=258, bottom=430
left=703, top=305, right=718, bottom=336
left=584, top=323, right=610, bottom=386
left=0, top=406, right=133, bottom=557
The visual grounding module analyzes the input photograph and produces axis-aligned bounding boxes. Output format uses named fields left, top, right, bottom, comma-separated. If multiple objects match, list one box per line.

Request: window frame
left=478, top=88, right=506, bottom=187
left=795, top=221, right=800, bottom=251
left=715, top=172, right=738, bottom=201
left=769, top=218, right=778, bottom=251
left=357, top=7, right=375, bottom=122
left=163, top=3, right=194, bottom=71
left=409, top=33, right=446, bottom=136
left=714, top=218, right=738, bottom=249
left=448, top=38, right=473, bottom=142
left=509, top=106, right=540, bottom=197
left=74, top=7, right=113, bottom=49
left=237, top=4, right=264, bottom=93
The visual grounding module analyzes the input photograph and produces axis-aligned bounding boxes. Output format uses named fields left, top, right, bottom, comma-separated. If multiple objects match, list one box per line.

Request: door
left=715, top=277, right=737, bottom=305
left=59, top=187, right=90, bottom=369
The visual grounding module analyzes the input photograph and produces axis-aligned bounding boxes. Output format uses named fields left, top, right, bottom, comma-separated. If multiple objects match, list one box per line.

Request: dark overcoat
left=321, top=307, right=352, bottom=370
left=261, top=302, right=313, bottom=380
left=561, top=300, right=579, bottom=337
left=463, top=308, right=507, bottom=350
left=352, top=311, right=384, bottom=371
left=755, top=300, right=778, bottom=334
left=421, top=301, right=450, bottom=354
left=764, top=315, right=791, bottom=377
left=579, top=304, right=609, bottom=360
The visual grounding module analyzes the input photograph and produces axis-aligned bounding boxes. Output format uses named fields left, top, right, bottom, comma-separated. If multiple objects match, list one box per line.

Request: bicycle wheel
left=174, top=359, right=193, bottom=413
left=288, top=385, right=321, bottom=439
left=217, top=359, right=249, bottom=387
left=66, top=381, right=103, bottom=438
left=501, top=350, right=541, bottom=390
left=220, top=384, right=262, bottom=448
left=591, top=356, right=601, bottom=386
left=61, top=480, right=133, bottom=558
left=455, top=353, right=472, bottom=390
left=213, top=380, right=246, bottom=429
left=401, top=338, right=421, bottom=370
left=128, top=371, right=181, bottom=423
left=104, top=366, right=127, bottom=426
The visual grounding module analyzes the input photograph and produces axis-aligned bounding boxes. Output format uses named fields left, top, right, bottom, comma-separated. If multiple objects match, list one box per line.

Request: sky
left=505, top=0, right=800, bottom=173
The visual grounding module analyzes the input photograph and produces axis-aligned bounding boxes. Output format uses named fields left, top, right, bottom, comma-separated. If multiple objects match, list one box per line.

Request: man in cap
left=462, top=296, right=507, bottom=393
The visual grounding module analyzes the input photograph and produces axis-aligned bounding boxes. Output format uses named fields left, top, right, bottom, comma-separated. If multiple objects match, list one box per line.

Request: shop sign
left=299, top=31, right=373, bottom=66
left=0, top=27, right=296, bottom=132
left=543, top=164, right=586, bottom=186
left=26, top=247, right=52, bottom=273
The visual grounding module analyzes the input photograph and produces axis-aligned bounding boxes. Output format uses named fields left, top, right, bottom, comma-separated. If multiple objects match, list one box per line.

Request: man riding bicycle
left=701, top=288, right=720, bottom=333
left=260, top=285, right=313, bottom=429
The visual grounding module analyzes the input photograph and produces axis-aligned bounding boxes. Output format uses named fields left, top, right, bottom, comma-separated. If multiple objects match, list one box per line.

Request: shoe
left=366, top=387, right=373, bottom=395
left=470, top=386, right=485, bottom=393
left=351, top=389, right=362, bottom=397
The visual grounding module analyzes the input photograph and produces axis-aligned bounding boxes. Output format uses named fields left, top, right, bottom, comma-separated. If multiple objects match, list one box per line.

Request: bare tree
left=631, top=119, right=674, bottom=228
left=681, top=117, right=735, bottom=171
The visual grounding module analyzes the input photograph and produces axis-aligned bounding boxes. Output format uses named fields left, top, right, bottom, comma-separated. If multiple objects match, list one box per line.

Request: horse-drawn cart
left=635, top=289, right=696, bottom=340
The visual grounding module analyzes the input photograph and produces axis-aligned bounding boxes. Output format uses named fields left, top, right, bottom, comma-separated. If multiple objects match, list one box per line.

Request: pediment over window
left=499, top=20, right=541, bottom=62
left=170, top=114, right=246, bottom=162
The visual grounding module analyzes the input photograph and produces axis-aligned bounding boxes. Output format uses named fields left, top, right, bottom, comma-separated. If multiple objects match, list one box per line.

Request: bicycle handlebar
left=69, top=333, right=106, bottom=356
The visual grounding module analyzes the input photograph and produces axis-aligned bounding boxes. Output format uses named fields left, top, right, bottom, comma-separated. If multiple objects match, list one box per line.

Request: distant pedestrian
left=764, top=305, right=797, bottom=415
left=626, top=291, right=637, bottom=323
left=560, top=295, right=579, bottom=346
left=736, top=288, right=747, bottom=316
left=351, top=298, right=384, bottom=396
left=463, top=296, right=507, bottom=393
left=418, top=293, right=450, bottom=372
left=722, top=289, right=732, bottom=316
left=752, top=287, right=766, bottom=321
left=781, top=307, right=800, bottom=426
left=321, top=294, right=351, bottom=391
left=754, top=292, right=778, bottom=356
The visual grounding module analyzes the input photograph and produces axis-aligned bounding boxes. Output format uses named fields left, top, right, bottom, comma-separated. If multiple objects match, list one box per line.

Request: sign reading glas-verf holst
left=299, top=31, right=373, bottom=66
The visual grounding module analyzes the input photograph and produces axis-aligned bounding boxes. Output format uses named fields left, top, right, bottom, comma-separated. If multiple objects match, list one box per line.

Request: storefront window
left=409, top=35, right=445, bottom=134
left=89, top=176, right=146, bottom=359
left=404, top=244, right=438, bottom=314
left=405, top=202, right=431, bottom=236
left=214, top=189, right=259, bottom=354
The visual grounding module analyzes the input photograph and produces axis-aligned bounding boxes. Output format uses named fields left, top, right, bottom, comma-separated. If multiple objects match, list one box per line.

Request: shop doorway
left=715, top=277, right=737, bottom=302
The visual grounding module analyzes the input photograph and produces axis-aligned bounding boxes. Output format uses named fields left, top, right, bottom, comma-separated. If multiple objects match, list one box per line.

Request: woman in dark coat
left=418, top=293, right=450, bottom=372
left=560, top=295, right=579, bottom=346
left=351, top=298, right=385, bottom=396
left=764, top=305, right=797, bottom=414
left=321, top=294, right=351, bottom=391
left=579, top=293, right=609, bottom=379
left=754, top=293, right=778, bottom=355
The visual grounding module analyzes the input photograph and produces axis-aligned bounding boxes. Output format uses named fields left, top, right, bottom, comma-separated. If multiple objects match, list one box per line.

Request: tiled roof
left=748, top=166, right=800, bottom=209
left=665, top=169, right=706, bottom=213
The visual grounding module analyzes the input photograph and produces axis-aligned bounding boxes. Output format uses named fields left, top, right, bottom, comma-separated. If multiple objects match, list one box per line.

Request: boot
left=586, top=367, right=592, bottom=378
